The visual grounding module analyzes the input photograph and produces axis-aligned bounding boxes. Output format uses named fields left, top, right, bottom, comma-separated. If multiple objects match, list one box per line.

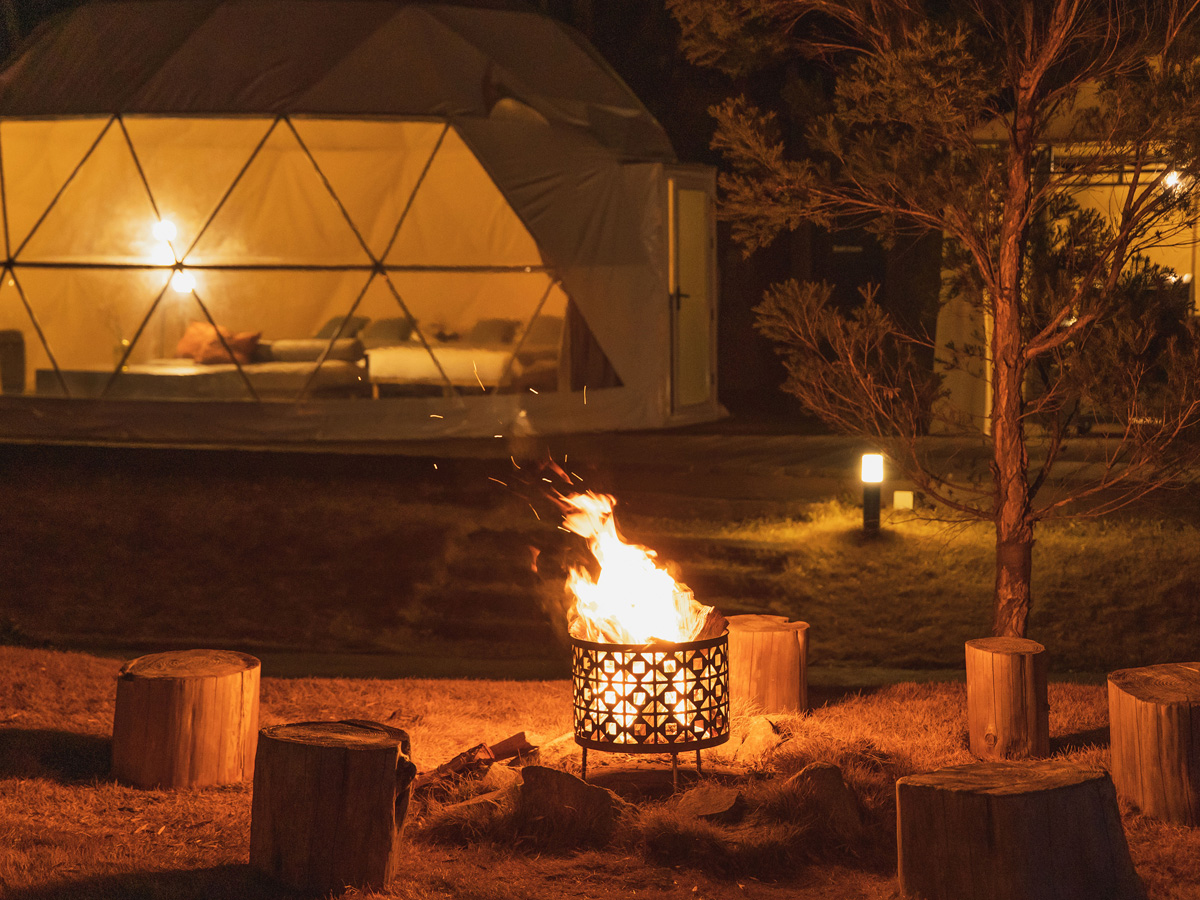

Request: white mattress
left=366, top=344, right=518, bottom=387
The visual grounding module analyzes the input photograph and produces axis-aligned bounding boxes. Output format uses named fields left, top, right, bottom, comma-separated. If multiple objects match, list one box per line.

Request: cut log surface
left=727, top=614, right=808, bottom=713
left=1108, top=662, right=1200, bottom=825
left=897, top=760, right=1145, bottom=900
left=965, top=637, right=1049, bottom=759
left=250, top=720, right=417, bottom=894
left=111, top=648, right=260, bottom=789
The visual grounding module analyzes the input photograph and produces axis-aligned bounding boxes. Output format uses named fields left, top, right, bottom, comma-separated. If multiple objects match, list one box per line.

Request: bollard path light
left=861, top=453, right=883, bottom=535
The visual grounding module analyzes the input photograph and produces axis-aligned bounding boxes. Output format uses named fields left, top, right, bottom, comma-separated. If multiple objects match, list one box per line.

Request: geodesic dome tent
left=0, top=0, right=719, bottom=444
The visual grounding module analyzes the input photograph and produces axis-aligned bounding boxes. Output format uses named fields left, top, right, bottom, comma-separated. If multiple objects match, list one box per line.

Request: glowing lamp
left=1164, top=170, right=1182, bottom=190
left=861, top=453, right=884, bottom=483
left=861, top=453, right=883, bottom=534
left=170, top=270, right=196, bottom=294
left=152, top=219, right=177, bottom=243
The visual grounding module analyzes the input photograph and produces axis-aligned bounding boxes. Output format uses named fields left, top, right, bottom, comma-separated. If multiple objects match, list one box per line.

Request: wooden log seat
left=250, top=720, right=418, bottom=894
left=965, top=637, right=1049, bottom=759
left=111, top=649, right=260, bottom=789
left=1108, top=662, right=1200, bottom=825
left=897, top=760, right=1145, bottom=900
left=727, top=614, right=809, bottom=714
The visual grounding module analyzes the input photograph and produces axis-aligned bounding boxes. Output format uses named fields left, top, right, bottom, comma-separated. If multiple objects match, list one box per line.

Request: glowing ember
left=561, top=491, right=715, bottom=644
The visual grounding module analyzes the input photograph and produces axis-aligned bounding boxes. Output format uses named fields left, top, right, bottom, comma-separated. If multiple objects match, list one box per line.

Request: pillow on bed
left=176, top=321, right=260, bottom=365
left=269, top=338, right=364, bottom=362
left=360, top=316, right=416, bottom=348
left=314, top=315, right=370, bottom=340
left=467, top=318, right=521, bottom=345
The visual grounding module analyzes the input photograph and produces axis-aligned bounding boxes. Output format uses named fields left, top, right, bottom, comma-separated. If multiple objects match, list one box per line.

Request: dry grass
left=3, top=647, right=1198, bottom=899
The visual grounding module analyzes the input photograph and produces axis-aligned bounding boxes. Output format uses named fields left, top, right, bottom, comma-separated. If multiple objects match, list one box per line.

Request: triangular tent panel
left=172, top=269, right=373, bottom=342
left=15, top=267, right=172, bottom=386
left=292, top=118, right=448, bottom=260
left=187, top=123, right=370, bottom=265
left=123, top=117, right=275, bottom=257
left=386, top=127, right=542, bottom=267
left=294, top=6, right=490, bottom=118
left=19, top=123, right=162, bottom=264
left=2, top=118, right=110, bottom=254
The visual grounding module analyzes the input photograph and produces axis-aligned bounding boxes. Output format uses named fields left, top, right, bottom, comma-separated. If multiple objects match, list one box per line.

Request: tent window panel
left=566, top=299, right=620, bottom=392
left=16, top=268, right=171, bottom=397
left=367, top=272, right=565, bottom=394
left=187, top=125, right=370, bottom=266
left=291, top=119, right=447, bottom=260
left=17, top=124, right=164, bottom=264
left=386, top=128, right=542, bottom=268
left=1, top=118, right=110, bottom=253
left=100, top=270, right=372, bottom=403
left=123, top=117, right=276, bottom=257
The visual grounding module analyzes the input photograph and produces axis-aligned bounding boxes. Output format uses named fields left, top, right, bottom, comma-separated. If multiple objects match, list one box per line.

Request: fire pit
left=559, top=492, right=730, bottom=783
left=572, top=633, right=729, bottom=780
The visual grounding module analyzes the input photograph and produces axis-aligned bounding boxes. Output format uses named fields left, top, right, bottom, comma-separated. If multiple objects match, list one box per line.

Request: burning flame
left=561, top=492, right=714, bottom=644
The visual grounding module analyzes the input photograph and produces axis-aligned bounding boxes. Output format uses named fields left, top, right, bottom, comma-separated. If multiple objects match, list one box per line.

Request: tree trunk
left=250, top=720, right=416, bottom=893
left=965, top=637, right=1049, bottom=759
left=726, top=614, right=808, bottom=714
left=111, top=649, right=260, bottom=789
left=990, top=104, right=1036, bottom=639
left=897, top=760, right=1145, bottom=900
left=1107, top=662, right=1200, bottom=825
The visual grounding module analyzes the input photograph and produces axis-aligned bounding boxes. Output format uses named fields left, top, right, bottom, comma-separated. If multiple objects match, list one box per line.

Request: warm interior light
left=170, top=271, right=196, bottom=294
left=861, top=453, right=884, bottom=483
left=152, top=219, right=177, bottom=243
left=150, top=243, right=176, bottom=265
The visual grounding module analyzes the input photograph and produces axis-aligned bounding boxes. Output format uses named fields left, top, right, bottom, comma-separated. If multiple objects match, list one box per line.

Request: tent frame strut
left=0, top=112, right=563, bottom=405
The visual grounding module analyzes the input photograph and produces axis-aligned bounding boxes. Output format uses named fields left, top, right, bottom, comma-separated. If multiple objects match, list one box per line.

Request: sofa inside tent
left=0, top=0, right=720, bottom=444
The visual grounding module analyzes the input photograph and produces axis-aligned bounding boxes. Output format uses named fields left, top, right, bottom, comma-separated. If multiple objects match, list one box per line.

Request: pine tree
left=670, top=0, right=1200, bottom=636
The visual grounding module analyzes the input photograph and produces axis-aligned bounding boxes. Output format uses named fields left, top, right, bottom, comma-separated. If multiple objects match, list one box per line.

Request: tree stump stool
left=1108, top=662, right=1200, bottom=825
left=965, top=637, right=1049, bottom=759
left=111, top=649, right=260, bottom=789
left=727, top=615, right=808, bottom=713
left=897, top=760, right=1145, bottom=900
left=250, top=720, right=417, bottom=894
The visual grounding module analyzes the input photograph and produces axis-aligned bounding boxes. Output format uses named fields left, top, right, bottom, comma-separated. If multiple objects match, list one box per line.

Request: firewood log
left=897, top=760, right=1145, bottom=900
left=965, top=637, right=1049, bottom=759
left=1108, top=662, right=1200, bottom=825
left=111, top=649, right=259, bottom=789
left=727, top=615, right=808, bottom=713
left=250, top=720, right=416, bottom=893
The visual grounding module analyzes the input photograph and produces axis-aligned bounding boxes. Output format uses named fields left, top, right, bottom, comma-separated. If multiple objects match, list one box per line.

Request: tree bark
left=250, top=720, right=416, bottom=893
left=897, top=760, right=1145, bottom=900
left=965, top=637, right=1049, bottom=759
left=726, top=614, right=808, bottom=714
left=989, top=99, right=1037, bottom=638
left=1107, top=662, right=1200, bottom=825
left=111, top=649, right=260, bottom=789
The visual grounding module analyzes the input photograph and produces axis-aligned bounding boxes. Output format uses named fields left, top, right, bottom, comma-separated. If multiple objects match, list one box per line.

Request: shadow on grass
left=0, top=728, right=111, bottom=783
left=2, top=865, right=293, bottom=900
left=1051, top=725, right=1110, bottom=754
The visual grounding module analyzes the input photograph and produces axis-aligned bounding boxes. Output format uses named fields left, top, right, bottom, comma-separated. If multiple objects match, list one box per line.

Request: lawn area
left=2, top=645, right=1198, bottom=899
left=1, top=443, right=1198, bottom=676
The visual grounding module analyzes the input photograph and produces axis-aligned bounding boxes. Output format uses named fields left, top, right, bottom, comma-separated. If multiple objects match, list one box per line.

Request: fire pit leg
left=671, top=752, right=679, bottom=791
left=696, top=749, right=703, bottom=775
left=580, top=746, right=588, bottom=782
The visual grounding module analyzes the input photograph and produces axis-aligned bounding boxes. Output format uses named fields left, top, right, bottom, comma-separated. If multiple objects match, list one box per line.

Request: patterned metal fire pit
left=572, top=633, right=730, bottom=781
